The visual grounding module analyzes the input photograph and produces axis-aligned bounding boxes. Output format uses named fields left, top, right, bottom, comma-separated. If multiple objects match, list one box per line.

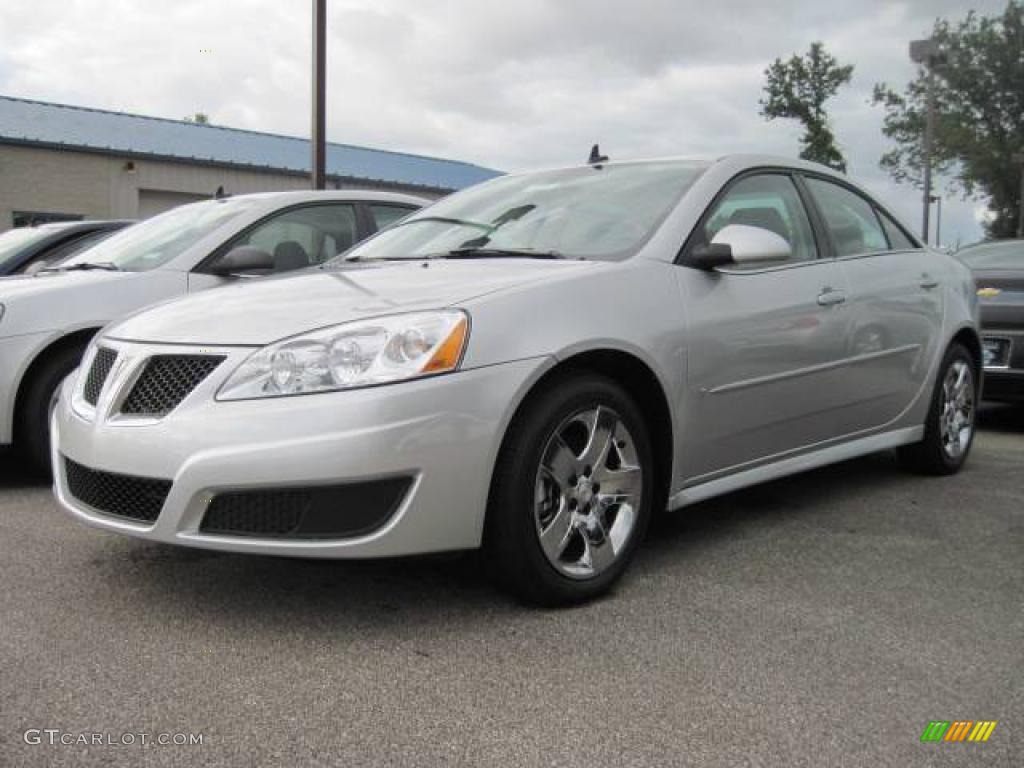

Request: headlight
left=217, top=310, right=469, bottom=400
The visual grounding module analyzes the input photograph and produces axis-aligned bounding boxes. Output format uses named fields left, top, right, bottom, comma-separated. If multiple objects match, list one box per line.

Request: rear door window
left=805, top=178, right=888, bottom=257
left=876, top=210, right=917, bottom=250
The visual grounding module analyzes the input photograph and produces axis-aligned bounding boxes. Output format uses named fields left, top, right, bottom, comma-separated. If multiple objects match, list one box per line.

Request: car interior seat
left=272, top=241, right=309, bottom=272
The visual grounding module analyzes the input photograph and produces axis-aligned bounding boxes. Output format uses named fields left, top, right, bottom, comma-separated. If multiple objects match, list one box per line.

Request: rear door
left=680, top=171, right=854, bottom=480
left=802, top=175, right=943, bottom=431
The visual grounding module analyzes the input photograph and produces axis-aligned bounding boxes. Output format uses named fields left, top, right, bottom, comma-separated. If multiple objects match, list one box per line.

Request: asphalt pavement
left=1, top=406, right=1021, bottom=767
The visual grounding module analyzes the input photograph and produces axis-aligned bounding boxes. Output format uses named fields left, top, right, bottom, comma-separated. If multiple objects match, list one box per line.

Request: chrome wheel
left=939, top=359, right=974, bottom=460
left=533, top=406, right=643, bottom=580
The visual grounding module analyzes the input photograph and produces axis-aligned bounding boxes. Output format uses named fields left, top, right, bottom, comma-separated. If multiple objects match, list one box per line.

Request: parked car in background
left=0, top=190, right=425, bottom=470
left=957, top=238, right=1024, bottom=402
left=0, top=220, right=132, bottom=276
left=53, top=155, right=980, bottom=605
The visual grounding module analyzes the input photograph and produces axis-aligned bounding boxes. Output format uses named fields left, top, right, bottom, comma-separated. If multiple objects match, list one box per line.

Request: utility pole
left=311, top=0, right=326, bottom=190
left=1014, top=152, right=1024, bottom=238
left=929, top=195, right=942, bottom=247
left=910, top=39, right=944, bottom=244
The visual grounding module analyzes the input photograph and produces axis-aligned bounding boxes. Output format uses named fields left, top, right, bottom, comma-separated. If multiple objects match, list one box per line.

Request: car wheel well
left=501, top=349, right=674, bottom=515
left=950, top=328, right=982, bottom=375
left=14, top=329, right=98, bottom=435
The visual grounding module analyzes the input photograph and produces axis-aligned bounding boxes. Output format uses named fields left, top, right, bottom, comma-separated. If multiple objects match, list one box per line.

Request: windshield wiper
left=440, top=247, right=565, bottom=260
left=397, top=215, right=494, bottom=232
left=43, top=262, right=121, bottom=273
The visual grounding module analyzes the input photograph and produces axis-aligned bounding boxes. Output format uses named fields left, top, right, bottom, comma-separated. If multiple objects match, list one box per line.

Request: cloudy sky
left=0, top=0, right=1009, bottom=245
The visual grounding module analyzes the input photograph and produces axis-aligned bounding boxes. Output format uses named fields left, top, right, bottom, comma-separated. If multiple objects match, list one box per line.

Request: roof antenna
left=214, top=185, right=228, bottom=199
left=588, top=144, right=609, bottom=167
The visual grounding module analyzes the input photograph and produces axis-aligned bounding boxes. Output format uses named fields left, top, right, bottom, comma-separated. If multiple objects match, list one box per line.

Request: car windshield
left=335, top=160, right=709, bottom=263
left=61, top=198, right=253, bottom=272
left=957, top=240, right=1024, bottom=270
left=0, top=227, right=56, bottom=271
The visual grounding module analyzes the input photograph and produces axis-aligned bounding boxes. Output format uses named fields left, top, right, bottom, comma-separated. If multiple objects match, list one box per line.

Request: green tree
left=872, top=2, right=1024, bottom=237
left=184, top=112, right=210, bottom=125
left=760, top=42, right=854, bottom=172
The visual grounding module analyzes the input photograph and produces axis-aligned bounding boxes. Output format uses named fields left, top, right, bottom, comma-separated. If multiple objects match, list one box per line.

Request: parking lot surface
left=1, top=406, right=1021, bottom=767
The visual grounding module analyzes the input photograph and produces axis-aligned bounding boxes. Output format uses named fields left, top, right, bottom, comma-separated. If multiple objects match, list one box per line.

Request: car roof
left=497, top=153, right=849, bottom=180
left=216, top=189, right=431, bottom=207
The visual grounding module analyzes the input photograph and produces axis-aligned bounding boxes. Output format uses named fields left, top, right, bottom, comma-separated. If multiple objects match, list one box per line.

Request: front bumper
left=53, top=338, right=545, bottom=558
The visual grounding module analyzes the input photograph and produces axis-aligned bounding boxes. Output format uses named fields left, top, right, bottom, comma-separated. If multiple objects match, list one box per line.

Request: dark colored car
left=0, top=221, right=133, bottom=276
left=957, top=239, right=1024, bottom=402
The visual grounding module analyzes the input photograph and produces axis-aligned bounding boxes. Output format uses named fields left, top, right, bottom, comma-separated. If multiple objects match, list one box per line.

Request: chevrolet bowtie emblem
left=977, top=287, right=1002, bottom=297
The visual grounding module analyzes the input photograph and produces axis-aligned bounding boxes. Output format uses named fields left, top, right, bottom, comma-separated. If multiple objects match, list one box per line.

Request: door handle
left=920, top=273, right=940, bottom=289
left=817, top=288, right=847, bottom=307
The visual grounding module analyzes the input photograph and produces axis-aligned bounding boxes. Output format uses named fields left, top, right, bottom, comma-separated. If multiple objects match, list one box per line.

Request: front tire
left=17, top=345, right=84, bottom=475
left=484, top=373, right=653, bottom=606
left=898, top=342, right=977, bottom=475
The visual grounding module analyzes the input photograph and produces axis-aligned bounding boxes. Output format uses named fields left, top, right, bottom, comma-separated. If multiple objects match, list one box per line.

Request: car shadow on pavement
left=977, top=402, right=1024, bottom=433
left=0, top=447, right=46, bottom=489
left=78, top=449, right=912, bottom=625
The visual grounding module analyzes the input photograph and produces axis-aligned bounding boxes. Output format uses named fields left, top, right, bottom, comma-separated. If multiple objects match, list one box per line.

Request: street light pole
left=311, top=0, right=326, bottom=190
left=930, top=195, right=942, bottom=247
left=910, top=39, right=943, bottom=244
left=1014, top=153, right=1024, bottom=238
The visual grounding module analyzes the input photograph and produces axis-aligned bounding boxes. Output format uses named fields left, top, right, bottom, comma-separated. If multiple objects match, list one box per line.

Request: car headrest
left=272, top=241, right=309, bottom=273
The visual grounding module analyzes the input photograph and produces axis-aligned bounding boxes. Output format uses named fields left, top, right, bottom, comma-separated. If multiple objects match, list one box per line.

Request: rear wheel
left=17, top=345, right=84, bottom=475
left=485, top=373, right=653, bottom=606
left=898, top=342, right=977, bottom=475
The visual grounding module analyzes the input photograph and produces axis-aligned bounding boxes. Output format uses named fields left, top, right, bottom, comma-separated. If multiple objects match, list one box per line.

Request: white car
left=0, top=190, right=425, bottom=469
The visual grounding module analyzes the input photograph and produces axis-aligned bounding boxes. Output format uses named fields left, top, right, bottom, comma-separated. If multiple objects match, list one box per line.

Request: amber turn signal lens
left=423, top=316, right=468, bottom=373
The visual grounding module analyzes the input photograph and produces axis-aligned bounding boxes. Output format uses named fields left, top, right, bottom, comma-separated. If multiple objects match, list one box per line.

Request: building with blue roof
left=0, top=95, right=500, bottom=229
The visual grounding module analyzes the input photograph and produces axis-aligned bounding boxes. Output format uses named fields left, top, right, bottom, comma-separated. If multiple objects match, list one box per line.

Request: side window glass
left=877, top=210, right=917, bottom=250
left=805, top=178, right=888, bottom=257
left=369, top=204, right=417, bottom=231
left=232, top=204, right=358, bottom=271
left=703, top=174, right=818, bottom=262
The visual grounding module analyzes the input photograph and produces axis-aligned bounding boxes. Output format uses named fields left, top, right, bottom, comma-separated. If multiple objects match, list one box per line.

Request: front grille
left=64, top=457, right=171, bottom=523
left=120, top=355, right=225, bottom=416
left=200, top=478, right=412, bottom=539
left=83, top=348, right=117, bottom=405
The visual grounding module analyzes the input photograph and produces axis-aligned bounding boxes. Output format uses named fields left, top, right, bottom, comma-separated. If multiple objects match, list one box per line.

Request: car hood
left=107, top=259, right=595, bottom=345
left=0, top=269, right=129, bottom=300
left=0, top=270, right=180, bottom=337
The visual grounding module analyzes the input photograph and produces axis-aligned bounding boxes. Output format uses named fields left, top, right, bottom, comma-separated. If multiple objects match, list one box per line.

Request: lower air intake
left=64, top=457, right=171, bottom=523
left=200, top=478, right=412, bottom=539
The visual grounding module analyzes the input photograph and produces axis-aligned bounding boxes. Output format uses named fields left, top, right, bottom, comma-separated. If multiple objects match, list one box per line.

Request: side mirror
left=209, top=246, right=274, bottom=276
left=687, top=224, right=793, bottom=270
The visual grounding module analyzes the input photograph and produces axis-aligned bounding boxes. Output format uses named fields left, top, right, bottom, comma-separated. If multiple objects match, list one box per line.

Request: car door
left=189, top=202, right=360, bottom=291
left=679, top=171, right=854, bottom=481
left=802, top=176, right=943, bottom=432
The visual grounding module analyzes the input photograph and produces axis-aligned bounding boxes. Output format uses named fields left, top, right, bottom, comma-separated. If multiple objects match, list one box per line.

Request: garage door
left=138, top=190, right=208, bottom=219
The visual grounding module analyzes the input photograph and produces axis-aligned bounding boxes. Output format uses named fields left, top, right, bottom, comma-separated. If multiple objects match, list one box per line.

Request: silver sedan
left=53, top=155, right=981, bottom=605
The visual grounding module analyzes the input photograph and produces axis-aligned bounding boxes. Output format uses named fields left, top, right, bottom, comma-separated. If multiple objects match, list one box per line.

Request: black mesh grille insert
left=83, top=348, right=117, bottom=406
left=64, top=457, right=171, bottom=523
left=200, top=478, right=412, bottom=539
left=121, top=355, right=225, bottom=416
